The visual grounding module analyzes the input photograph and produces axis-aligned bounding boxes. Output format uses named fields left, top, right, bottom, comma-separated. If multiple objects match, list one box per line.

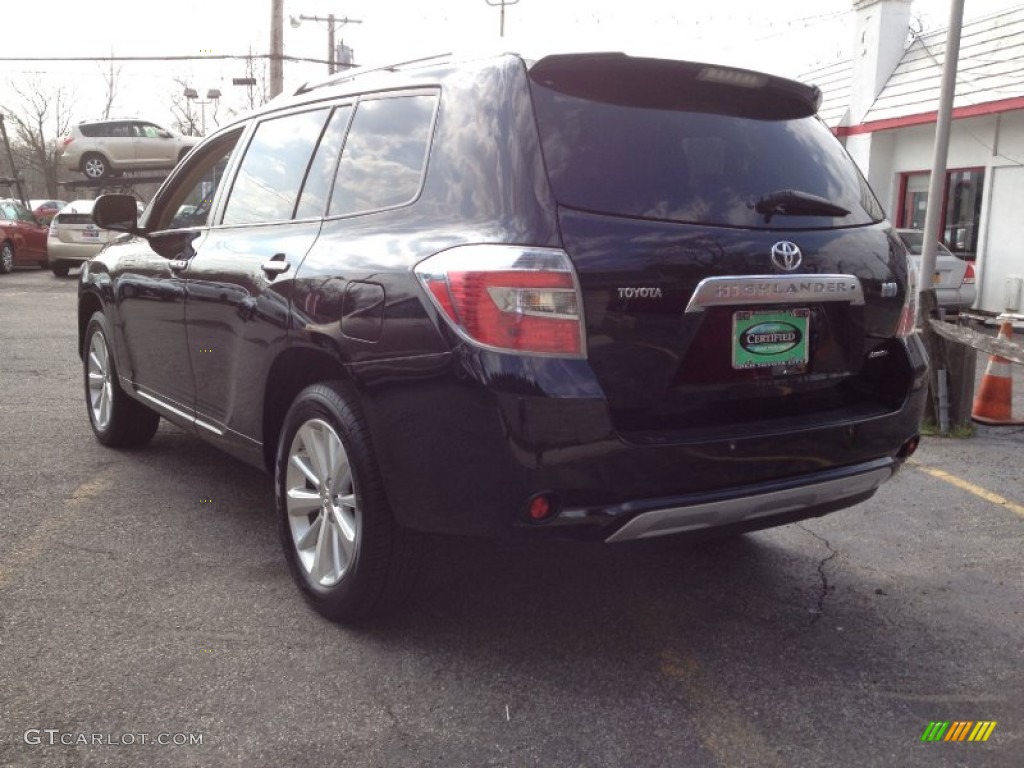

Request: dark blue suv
left=81, top=52, right=927, bottom=621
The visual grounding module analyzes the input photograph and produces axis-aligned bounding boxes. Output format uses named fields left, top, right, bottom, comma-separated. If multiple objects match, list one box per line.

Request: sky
left=1, top=0, right=1020, bottom=135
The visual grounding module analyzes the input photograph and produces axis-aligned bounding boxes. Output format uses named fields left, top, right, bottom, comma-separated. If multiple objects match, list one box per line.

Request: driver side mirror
left=92, top=194, right=139, bottom=234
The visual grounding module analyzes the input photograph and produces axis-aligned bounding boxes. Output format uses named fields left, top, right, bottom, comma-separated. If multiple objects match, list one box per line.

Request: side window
left=329, top=93, right=438, bottom=217
left=0, top=203, right=16, bottom=220
left=294, top=105, right=352, bottom=220
left=153, top=130, right=242, bottom=230
left=221, top=109, right=330, bottom=226
left=108, top=122, right=131, bottom=138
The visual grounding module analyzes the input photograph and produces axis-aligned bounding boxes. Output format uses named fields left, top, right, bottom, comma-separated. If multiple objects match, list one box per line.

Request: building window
left=898, top=168, right=984, bottom=260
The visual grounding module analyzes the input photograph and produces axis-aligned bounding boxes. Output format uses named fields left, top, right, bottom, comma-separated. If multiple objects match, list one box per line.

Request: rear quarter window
left=328, top=92, right=438, bottom=217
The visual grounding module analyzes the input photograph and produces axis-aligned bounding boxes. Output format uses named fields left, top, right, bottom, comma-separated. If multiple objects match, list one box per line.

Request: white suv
left=59, top=119, right=200, bottom=180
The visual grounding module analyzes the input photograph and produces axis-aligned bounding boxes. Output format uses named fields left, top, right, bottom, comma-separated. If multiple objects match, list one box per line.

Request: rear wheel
left=0, top=242, right=13, bottom=274
left=276, top=381, right=422, bottom=622
left=81, top=153, right=110, bottom=180
left=83, top=312, right=160, bottom=447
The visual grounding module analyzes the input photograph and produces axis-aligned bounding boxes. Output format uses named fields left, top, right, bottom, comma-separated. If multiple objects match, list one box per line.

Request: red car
left=30, top=199, right=68, bottom=224
left=0, top=199, right=48, bottom=273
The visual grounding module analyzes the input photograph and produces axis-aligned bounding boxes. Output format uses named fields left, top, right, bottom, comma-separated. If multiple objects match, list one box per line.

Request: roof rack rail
left=295, top=52, right=455, bottom=95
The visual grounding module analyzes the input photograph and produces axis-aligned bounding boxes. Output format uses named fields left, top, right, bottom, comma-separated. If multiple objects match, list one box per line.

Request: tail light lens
left=414, top=245, right=585, bottom=356
left=962, top=262, right=976, bottom=285
left=59, top=137, right=73, bottom=152
left=895, top=250, right=919, bottom=337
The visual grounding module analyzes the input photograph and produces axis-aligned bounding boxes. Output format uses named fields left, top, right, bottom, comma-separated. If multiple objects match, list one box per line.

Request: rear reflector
left=414, top=245, right=585, bottom=356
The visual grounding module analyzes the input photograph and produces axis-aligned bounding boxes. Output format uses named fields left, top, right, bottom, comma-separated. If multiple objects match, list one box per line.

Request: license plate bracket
left=732, top=308, right=810, bottom=370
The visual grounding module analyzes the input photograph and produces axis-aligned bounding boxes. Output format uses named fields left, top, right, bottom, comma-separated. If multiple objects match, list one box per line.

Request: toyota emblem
left=771, top=241, right=803, bottom=271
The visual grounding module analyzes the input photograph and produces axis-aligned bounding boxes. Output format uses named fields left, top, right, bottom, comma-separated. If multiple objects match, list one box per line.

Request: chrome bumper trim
left=604, top=466, right=892, bottom=543
left=684, top=274, right=865, bottom=313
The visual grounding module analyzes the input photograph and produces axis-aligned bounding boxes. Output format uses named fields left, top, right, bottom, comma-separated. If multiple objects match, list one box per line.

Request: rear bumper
left=352, top=334, right=927, bottom=540
left=48, top=240, right=106, bottom=264
left=601, top=460, right=892, bottom=542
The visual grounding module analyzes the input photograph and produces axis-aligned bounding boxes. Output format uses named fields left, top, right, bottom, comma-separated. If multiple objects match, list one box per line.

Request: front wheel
left=83, top=312, right=160, bottom=447
left=52, top=262, right=71, bottom=277
left=276, top=381, right=422, bottom=622
left=0, top=242, right=13, bottom=274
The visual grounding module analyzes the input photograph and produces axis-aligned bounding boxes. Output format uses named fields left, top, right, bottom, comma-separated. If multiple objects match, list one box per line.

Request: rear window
left=529, top=59, right=884, bottom=230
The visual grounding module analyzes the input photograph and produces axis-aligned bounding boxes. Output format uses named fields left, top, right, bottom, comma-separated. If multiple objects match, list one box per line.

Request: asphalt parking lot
left=1, top=267, right=1022, bottom=768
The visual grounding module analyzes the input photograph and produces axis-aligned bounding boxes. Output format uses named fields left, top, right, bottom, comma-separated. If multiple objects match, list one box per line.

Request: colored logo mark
left=921, top=721, right=997, bottom=742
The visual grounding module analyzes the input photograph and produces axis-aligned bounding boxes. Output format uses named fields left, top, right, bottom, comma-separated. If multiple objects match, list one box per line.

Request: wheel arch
left=262, top=345, right=350, bottom=473
left=78, top=291, right=104, bottom=359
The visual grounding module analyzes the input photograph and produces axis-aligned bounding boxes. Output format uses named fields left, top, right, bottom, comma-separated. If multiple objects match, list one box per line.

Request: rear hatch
left=528, top=54, right=913, bottom=439
left=54, top=206, right=114, bottom=246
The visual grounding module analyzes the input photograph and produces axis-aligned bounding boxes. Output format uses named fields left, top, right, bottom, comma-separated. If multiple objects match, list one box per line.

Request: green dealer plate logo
left=732, top=309, right=810, bottom=369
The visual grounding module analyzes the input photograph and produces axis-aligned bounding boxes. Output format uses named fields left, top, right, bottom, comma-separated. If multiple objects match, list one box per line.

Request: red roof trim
left=833, top=96, right=1024, bottom=137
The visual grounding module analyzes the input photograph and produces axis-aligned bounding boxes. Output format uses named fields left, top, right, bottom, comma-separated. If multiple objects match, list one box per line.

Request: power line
left=0, top=53, right=331, bottom=65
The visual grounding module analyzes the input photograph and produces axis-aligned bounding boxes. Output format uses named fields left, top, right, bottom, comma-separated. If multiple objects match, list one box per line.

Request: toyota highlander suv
left=59, top=118, right=199, bottom=180
left=80, top=52, right=927, bottom=622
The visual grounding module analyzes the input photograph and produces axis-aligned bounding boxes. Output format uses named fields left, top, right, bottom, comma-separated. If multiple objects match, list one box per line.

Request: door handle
left=261, top=257, right=290, bottom=277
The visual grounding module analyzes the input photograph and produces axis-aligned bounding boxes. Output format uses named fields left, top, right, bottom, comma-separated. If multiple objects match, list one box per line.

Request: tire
left=52, top=262, right=71, bottom=277
left=83, top=312, right=160, bottom=447
left=81, top=153, right=110, bottom=180
left=0, top=242, right=13, bottom=274
left=276, top=381, right=422, bottom=623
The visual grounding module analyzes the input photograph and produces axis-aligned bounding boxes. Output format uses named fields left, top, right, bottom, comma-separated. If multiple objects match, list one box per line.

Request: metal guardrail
left=929, top=317, right=1024, bottom=366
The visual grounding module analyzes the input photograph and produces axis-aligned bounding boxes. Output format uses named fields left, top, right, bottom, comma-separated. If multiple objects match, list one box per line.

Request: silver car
left=47, top=200, right=117, bottom=277
left=59, top=119, right=199, bottom=180
left=896, top=229, right=977, bottom=314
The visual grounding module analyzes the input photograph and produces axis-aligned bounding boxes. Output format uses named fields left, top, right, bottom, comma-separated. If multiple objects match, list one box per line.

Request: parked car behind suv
left=0, top=199, right=48, bottom=273
left=59, top=119, right=199, bottom=180
left=48, top=199, right=119, bottom=277
left=81, top=52, right=928, bottom=622
left=896, top=228, right=976, bottom=315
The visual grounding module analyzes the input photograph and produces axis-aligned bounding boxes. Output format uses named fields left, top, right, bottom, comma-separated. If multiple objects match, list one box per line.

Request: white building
left=805, top=0, right=1024, bottom=314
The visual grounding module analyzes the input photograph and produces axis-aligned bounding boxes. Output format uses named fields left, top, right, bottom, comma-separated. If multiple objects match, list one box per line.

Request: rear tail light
left=962, top=262, right=976, bottom=285
left=59, top=137, right=73, bottom=152
left=895, top=250, right=919, bottom=337
left=414, top=245, right=585, bottom=356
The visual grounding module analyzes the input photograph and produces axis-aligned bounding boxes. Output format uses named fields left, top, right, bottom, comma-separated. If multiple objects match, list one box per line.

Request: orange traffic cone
left=972, top=320, right=1023, bottom=425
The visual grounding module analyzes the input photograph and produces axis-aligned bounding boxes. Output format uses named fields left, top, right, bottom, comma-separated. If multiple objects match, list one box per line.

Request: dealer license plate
left=732, top=308, right=810, bottom=369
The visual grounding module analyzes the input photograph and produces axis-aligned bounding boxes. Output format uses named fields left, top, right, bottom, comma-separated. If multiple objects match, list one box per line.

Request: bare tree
left=2, top=77, right=76, bottom=197
left=99, top=54, right=123, bottom=120
left=168, top=76, right=199, bottom=137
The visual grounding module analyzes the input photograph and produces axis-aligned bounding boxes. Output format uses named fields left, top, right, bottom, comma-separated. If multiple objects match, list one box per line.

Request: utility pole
left=270, top=0, right=284, bottom=98
left=291, top=14, right=362, bottom=74
left=485, top=0, right=520, bottom=37
left=919, top=0, right=968, bottom=432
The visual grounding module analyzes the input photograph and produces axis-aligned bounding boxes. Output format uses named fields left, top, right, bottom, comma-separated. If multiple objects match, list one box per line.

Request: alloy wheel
left=285, top=419, right=359, bottom=587
left=86, top=330, right=114, bottom=430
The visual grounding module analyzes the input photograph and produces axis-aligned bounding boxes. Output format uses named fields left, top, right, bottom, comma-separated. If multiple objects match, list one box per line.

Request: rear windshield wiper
left=753, top=189, right=851, bottom=223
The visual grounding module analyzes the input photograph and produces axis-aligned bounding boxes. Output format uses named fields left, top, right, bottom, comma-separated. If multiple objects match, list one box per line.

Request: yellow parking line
left=0, top=475, right=112, bottom=590
left=910, top=462, right=1024, bottom=519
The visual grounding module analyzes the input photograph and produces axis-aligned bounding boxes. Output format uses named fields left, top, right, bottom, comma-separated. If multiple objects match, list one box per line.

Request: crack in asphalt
left=797, top=524, right=839, bottom=625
